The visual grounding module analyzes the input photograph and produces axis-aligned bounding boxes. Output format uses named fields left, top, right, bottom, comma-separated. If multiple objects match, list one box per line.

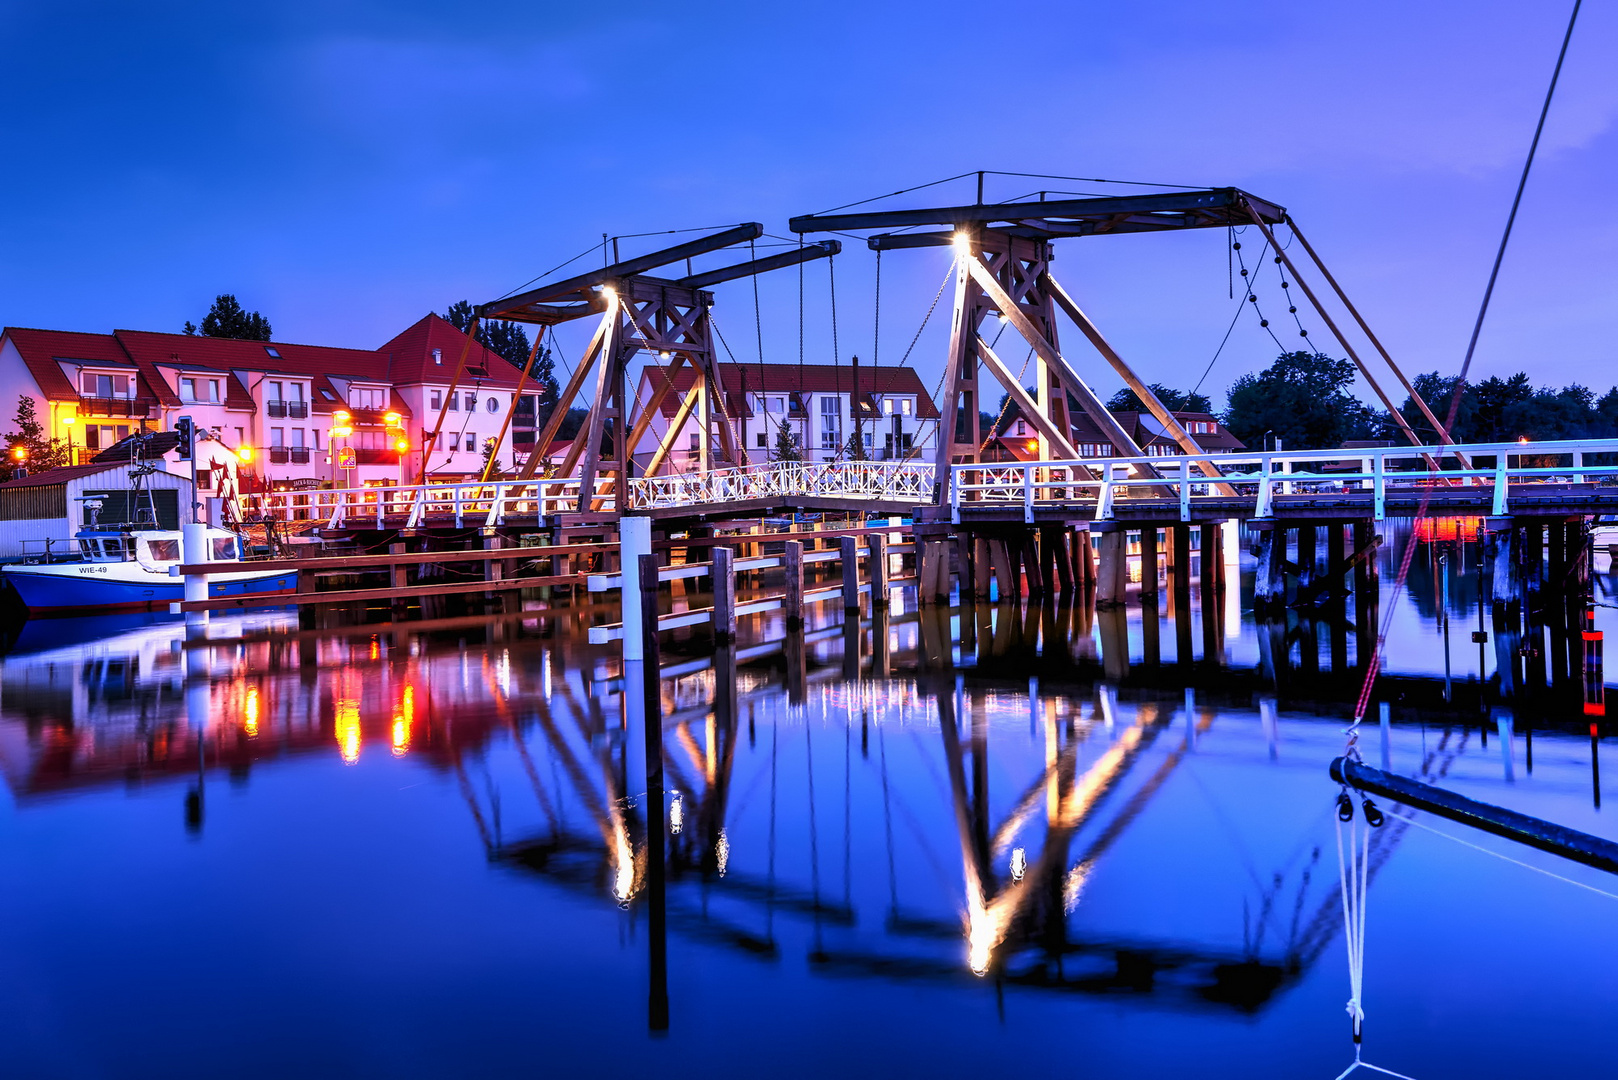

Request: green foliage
left=555, top=407, right=589, bottom=442
left=480, top=437, right=501, bottom=478
left=184, top=294, right=272, bottom=341
left=1391, top=371, right=1618, bottom=443
left=772, top=421, right=803, bottom=463
left=1223, top=351, right=1373, bottom=450
left=2, top=395, right=69, bottom=479
left=441, top=299, right=534, bottom=371
left=1106, top=384, right=1213, bottom=414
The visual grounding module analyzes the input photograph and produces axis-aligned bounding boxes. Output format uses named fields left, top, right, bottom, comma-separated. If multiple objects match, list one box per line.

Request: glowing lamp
left=237, top=444, right=254, bottom=463
left=61, top=414, right=76, bottom=427
left=1025, top=439, right=1038, bottom=454
left=384, top=411, right=402, bottom=427
left=394, top=438, right=410, bottom=454
left=330, top=425, right=353, bottom=438
left=659, top=351, right=672, bottom=360
left=952, top=231, right=972, bottom=256
left=332, top=409, right=352, bottom=424
left=9, top=445, right=26, bottom=462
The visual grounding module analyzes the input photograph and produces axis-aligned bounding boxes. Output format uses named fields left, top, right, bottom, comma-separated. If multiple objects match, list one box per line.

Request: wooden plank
left=174, top=543, right=611, bottom=576
left=177, top=574, right=578, bottom=613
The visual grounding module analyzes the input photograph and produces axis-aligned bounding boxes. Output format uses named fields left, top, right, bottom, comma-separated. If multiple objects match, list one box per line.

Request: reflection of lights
left=612, top=833, right=635, bottom=906
left=391, top=715, right=410, bottom=756
left=243, top=685, right=260, bottom=737
left=669, top=792, right=684, bottom=835
left=968, top=920, right=995, bottom=976
left=369, top=637, right=379, bottom=662
left=402, top=684, right=415, bottom=721
left=1010, top=847, right=1026, bottom=882
left=1063, top=864, right=1090, bottom=913
left=716, top=830, right=729, bottom=877
left=335, top=699, right=361, bottom=764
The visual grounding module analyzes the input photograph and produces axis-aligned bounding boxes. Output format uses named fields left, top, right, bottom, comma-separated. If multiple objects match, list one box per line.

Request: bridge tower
left=431, top=225, right=837, bottom=513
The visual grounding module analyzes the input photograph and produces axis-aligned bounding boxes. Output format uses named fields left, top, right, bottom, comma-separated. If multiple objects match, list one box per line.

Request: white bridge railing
left=236, top=460, right=937, bottom=527
left=627, top=460, right=935, bottom=510
left=951, top=439, right=1618, bottom=524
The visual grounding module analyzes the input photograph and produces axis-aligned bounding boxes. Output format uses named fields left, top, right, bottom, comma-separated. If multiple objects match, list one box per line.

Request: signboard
left=337, top=447, right=356, bottom=470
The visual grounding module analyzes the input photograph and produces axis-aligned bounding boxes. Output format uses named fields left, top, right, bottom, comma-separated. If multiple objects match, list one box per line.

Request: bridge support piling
left=1296, top=526, right=1316, bottom=597
left=713, top=546, right=737, bottom=643
left=841, top=535, right=861, bottom=613
left=1074, top=530, right=1095, bottom=591
left=1050, top=527, right=1075, bottom=595
left=1139, top=526, right=1159, bottom=598
left=783, top=540, right=805, bottom=628
left=1172, top=525, right=1192, bottom=609
left=1096, top=529, right=1127, bottom=608
left=990, top=539, right=1016, bottom=602
left=1254, top=527, right=1282, bottom=612
left=1142, top=591, right=1161, bottom=666
left=1326, top=525, right=1346, bottom=600
left=971, top=537, right=991, bottom=599
left=620, top=515, right=653, bottom=661
left=869, top=532, right=889, bottom=609
left=1199, top=524, right=1220, bottom=597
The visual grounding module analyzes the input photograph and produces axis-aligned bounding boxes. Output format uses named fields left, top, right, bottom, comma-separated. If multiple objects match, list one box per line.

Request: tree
left=1223, top=351, right=1373, bottom=450
left=184, top=294, right=272, bottom=340
left=2, top=395, right=68, bottom=479
left=480, top=437, right=502, bottom=478
left=1106, top=383, right=1212, bottom=414
left=772, top=421, right=803, bottom=463
left=441, top=300, right=534, bottom=370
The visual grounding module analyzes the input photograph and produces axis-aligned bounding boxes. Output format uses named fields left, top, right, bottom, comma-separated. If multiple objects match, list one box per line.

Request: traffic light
left=175, top=416, right=194, bottom=459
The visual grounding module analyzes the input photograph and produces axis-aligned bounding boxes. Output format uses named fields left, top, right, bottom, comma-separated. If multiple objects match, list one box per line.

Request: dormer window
left=265, top=347, right=281, bottom=358
left=432, top=348, right=443, bottom=365
left=79, top=372, right=131, bottom=398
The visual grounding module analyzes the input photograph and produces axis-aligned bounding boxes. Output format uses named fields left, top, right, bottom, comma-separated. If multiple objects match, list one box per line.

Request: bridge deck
left=955, top=484, right=1618, bottom=526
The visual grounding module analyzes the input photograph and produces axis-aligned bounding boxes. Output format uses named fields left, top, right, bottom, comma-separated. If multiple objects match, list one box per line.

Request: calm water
left=3, top=528, right=1617, bottom=1078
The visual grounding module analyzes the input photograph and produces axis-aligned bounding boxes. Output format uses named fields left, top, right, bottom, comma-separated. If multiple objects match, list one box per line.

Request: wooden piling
left=713, top=545, right=737, bottom=642
left=1296, top=525, right=1316, bottom=595
left=1199, top=524, right=1219, bottom=599
left=840, top=535, right=860, bottom=613
left=972, top=536, right=992, bottom=599
left=1254, top=528, right=1282, bottom=610
left=783, top=539, right=804, bottom=628
left=869, top=532, right=889, bottom=609
left=1050, top=527, right=1075, bottom=595
left=1096, top=530, right=1127, bottom=608
left=1139, top=526, right=1159, bottom=597
left=1171, top=525, right=1192, bottom=606
left=990, top=538, right=1016, bottom=602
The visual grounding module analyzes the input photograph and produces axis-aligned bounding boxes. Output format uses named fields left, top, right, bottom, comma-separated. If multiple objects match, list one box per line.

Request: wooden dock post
left=1171, top=525, right=1192, bottom=608
left=840, top=535, right=860, bottom=613
left=869, top=532, right=889, bottom=609
left=713, top=545, right=737, bottom=643
left=989, top=538, right=1015, bottom=602
left=1254, top=527, right=1283, bottom=610
left=784, top=539, right=804, bottom=628
left=1199, top=523, right=1219, bottom=598
left=1296, top=525, right=1316, bottom=595
left=971, top=536, right=991, bottom=599
left=1096, top=529, right=1127, bottom=608
left=1327, top=524, right=1346, bottom=600
left=1074, top=530, right=1095, bottom=590
left=1139, top=526, right=1158, bottom=597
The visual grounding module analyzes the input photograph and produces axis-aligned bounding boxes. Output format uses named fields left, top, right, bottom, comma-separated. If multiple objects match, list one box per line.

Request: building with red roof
left=0, top=314, right=543, bottom=493
left=629, top=361, right=940, bottom=472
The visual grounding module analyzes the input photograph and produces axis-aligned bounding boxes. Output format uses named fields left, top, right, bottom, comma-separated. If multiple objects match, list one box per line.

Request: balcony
left=266, top=401, right=309, bottom=419
left=269, top=447, right=288, bottom=463
left=78, top=396, right=155, bottom=419
left=349, top=407, right=393, bottom=425
left=269, top=447, right=314, bottom=464
left=351, top=447, right=398, bottom=465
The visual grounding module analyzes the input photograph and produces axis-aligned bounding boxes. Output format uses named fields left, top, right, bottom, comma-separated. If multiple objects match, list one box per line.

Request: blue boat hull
left=2, top=569, right=299, bottom=615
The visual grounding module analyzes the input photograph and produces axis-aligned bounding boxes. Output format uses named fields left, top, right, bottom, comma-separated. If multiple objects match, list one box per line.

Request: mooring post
left=637, top=554, right=669, bottom=1032
left=972, top=536, right=992, bottom=599
left=181, top=521, right=211, bottom=626
left=1139, top=526, right=1159, bottom=598
left=1172, top=525, right=1192, bottom=605
left=783, top=539, right=804, bottom=628
left=1296, top=525, right=1316, bottom=595
left=840, top=535, right=860, bottom=613
left=713, top=545, right=737, bottom=643
left=1096, top=529, right=1126, bottom=608
left=1199, top=523, right=1219, bottom=598
left=1254, top=526, right=1279, bottom=610
left=869, top=532, right=889, bottom=609
left=620, top=515, right=653, bottom=661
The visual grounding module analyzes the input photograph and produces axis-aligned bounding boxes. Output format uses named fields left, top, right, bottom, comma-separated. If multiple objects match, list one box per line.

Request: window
left=901, top=398, right=913, bottom=416
left=235, top=427, right=245, bottom=443
left=212, top=536, right=237, bottom=560
left=432, top=348, right=443, bottom=365
left=147, top=538, right=180, bottom=562
left=486, top=397, right=498, bottom=413
left=208, top=380, right=220, bottom=403
left=270, top=427, right=284, bottom=447
left=313, top=429, right=322, bottom=450
left=180, top=378, right=197, bottom=402
left=465, top=433, right=476, bottom=452
left=464, top=391, right=476, bottom=411
left=447, top=392, right=459, bottom=411
left=351, top=387, right=385, bottom=409
left=267, top=381, right=283, bottom=402
left=357, top=430, right=384, bottom=450
left=430, top=390, right=442, bottom=410
left=689, top=433, right=700, bottom=450
left=79, top=372, right=131, bottom=398
left=265, top=347, right=281, bottom=358
left=288, top=383, right=304, bottom=403
left=772, top=398, right=784, bottom=412
left=1015, top=420, right=1027, bottom=436
left=319, top=388, right=336, bottom=401
left=290, top=429, right=305, bottom=448
left=883, top=398, right=894, bottom=415
left=757, top=432, right=767, bottom=448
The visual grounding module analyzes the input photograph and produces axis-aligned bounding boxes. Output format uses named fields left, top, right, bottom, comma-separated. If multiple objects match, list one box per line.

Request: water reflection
left=3, top=528, right=1618, bottom=1075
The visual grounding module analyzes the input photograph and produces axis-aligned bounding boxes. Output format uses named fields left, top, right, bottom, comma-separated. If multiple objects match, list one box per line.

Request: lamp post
left=61, top=413, right=76, bottom=465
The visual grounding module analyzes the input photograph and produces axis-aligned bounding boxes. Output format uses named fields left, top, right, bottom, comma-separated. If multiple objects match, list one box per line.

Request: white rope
left=1331, top=797, right=1418, bottom=1080
left=1386, top=810, right=1618, bottom=903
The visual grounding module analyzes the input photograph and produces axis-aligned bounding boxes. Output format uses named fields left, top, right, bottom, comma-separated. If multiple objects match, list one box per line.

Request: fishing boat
left=0, top=444, right=296, bottom=616
left=1, top=527, right=298, bottom=615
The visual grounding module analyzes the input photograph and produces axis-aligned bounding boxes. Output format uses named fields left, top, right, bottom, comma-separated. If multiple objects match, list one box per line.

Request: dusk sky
left=2, top=0, right=1612, bottom=411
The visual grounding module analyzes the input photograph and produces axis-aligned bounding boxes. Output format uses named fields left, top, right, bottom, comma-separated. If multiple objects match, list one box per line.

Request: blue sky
left=1, top=0, right=1613, bottom=410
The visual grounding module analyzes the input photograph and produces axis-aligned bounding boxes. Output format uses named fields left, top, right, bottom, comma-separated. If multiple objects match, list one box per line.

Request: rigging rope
left=1330, top=793, right=1413, bottom=1080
